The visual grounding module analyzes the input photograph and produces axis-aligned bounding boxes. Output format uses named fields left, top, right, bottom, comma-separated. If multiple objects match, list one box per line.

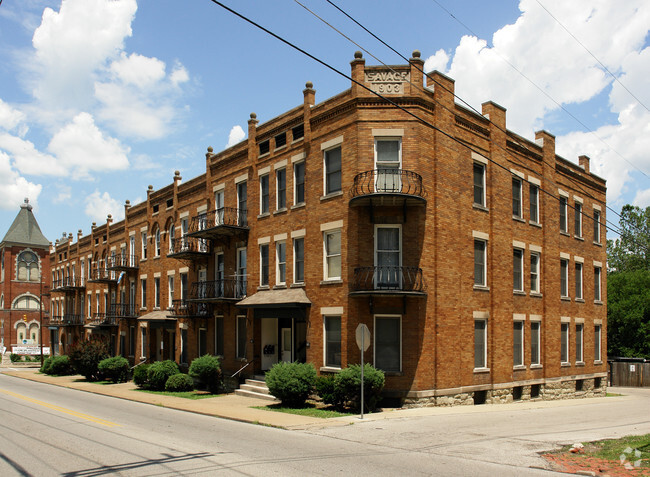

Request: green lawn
left=561, top=434, right=650, bottom=469
left=254, top=403, right=353, bottom=418
left=135, top=388, right=220, bottom=400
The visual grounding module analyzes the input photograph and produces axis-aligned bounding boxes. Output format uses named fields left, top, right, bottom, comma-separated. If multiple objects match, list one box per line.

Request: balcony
left=48, top=314, right=84, bottom=326
left=107, top=303, right=139, bottom=319
left=188, top=207, right=248, bottom=240
left=167, top=237, right=210, bottom=260
left=107, top=253, right=139, bottom=271
left=349, top=266, right=426, bottom=297
left=90, top=313, right=118, bottom=326
left=51, top=277, right=85, bottom=292
left=87, top=268, right=118, bottom=284
left=187, top=279, right=245, bottom=303
left=349, top=169, right=426, bottom=207
left=167, top=299, right=212, bottom=318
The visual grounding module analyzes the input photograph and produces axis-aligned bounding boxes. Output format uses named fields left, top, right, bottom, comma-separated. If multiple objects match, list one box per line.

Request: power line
left=535, top=0, right=650, bottom=114
left=206, top=1, right=637, bottom=249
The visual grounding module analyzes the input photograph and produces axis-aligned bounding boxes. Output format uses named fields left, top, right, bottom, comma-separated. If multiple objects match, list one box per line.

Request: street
left=1, top=372, right=648, bottom=476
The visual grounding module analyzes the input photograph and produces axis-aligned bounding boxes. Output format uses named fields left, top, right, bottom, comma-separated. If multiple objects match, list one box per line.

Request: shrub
left=68, top=340, right=109, bottom=381
left=48, top=355, right=74, bottom=376
left=133, top=363, right=151, bottom=389
left=315, top=374, right=344, bottom=409
left=40, top=356, right=54, bottom=374
left=146, top=360, right=180, bottom=391
left=265, top=362, right=316, bottom=408
left=10, top=353, right=20, bottom=363
left=189, top=355, right=221, bottom=393
left=98, top=356, right=130, bottom=383
left=165, top=373, right=194, bottom=392
left=335, top=364, right=385, bottom=413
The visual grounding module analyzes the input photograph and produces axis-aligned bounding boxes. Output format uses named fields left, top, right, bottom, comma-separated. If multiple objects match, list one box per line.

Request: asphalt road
left=1, top=372, right=648, bottom=476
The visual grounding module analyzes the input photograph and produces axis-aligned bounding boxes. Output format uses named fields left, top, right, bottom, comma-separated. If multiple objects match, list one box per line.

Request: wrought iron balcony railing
left=350, top=266, right=426, bottom=295
left=88, top=268, right=118, bottom=283
left=51, top=277, right=85, bottom=291
left=48, top=314, right=84, bottom=326
left=349, top=169, right=426, bottom=205
left=188, top=279, right=246, bottom=302
left=167, top=299, right=212, bottom=318
left=107, top=303, right=139, bottom=319
left=107, top=253, right=139, bottom=270
left=90, top=313, right=118, bottom=326
left=188, top=207, right=248, bottom=239
left=168, top=237, right=210, bottom=258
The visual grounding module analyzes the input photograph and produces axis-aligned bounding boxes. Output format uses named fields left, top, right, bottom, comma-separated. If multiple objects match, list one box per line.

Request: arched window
left=16, top=323, right=26, bottom=342
left=154, top=226, right=161, bottom=257
left=13, top=294, right=40, bottom=310
left=168, top=221, right=175, bottom=251
left=17, top=250, right=39, bottom=282
left=29, top=323, right=40, bottom=344
left=0, top=294, right=4, bottom=309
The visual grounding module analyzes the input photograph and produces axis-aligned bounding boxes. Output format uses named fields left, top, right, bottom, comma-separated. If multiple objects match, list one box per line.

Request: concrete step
left=239, top=383, right=271, bottom=395
left=234, top=388, right=278, bottom=402
left=244, top=379, right=267, bottom=388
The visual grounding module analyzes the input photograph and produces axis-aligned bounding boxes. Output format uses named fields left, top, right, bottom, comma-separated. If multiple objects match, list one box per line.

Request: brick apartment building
left=1, top=199, right=51, bottom=355
left=49, top=51, right=607, bottom=405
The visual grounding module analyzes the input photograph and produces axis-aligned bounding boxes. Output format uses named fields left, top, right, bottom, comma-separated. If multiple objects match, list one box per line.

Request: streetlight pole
left=40, top=276, right=44, bottom=367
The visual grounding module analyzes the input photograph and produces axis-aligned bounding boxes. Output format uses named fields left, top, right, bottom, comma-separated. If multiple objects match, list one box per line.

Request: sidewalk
left=0, top=367, right=629, bottom=431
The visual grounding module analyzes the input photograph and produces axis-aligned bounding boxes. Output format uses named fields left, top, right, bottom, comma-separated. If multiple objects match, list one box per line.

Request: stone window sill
left=473, top=203, right=489, bottom=213
left=529, top=221, right=542, bottom=228
left=291, top=203, right=305, bottom=210
left=320, top=191, right=343, bottom=202
left=320, top=366, right=341, bottom=373
left=320, top=279, right=343, bottom=285
left=473, top=285, right=490, bottom=292
left=473, top=367, right=490, bottom=374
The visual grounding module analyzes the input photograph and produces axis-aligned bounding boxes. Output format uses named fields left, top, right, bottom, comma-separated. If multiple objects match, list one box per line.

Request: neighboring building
left=0, top=199, right=51, bottom=354
left=50, top=51, right=607, bottom=405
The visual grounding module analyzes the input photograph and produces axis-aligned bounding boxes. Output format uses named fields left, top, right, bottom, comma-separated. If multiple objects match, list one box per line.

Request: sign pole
left=355, top=323, right=370, bottom=420
left=360, top=331, right=364, bottom=420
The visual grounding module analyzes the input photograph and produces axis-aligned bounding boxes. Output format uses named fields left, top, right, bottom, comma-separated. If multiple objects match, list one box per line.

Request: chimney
left=303, top=81, right=315, bottom=107
left=350, top=51, right=365, bottom=95
left=578, top=155, right=590, bottom=174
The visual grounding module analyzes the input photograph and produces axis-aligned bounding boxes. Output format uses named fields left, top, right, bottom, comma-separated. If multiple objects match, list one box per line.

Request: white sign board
left=356, top=324, right=370, bottom=351
left=12, top=346, right=50, bottom=355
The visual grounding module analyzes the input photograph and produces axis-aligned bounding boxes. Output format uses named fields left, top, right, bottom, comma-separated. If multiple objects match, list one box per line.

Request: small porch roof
left=236, top=288, right=311, bottom=309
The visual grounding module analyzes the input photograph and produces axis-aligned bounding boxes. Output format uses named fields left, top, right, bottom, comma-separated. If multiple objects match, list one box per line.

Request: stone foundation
left=400, top=377, right=607, bottom=408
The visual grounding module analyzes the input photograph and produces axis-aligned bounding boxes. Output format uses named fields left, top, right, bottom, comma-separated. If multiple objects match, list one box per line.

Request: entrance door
left=281, top=327, right=292, bottom=362
left=261, top=319, right=278, bottom=371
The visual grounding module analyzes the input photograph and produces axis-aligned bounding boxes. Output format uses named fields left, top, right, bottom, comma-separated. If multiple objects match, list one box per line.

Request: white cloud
left=0, top=133, right=63, bottom=176
left=109, top=52, right=166, bottom=89
left=52, top=184, right=72, bottom=204
left=0, top=99, right=26, bottom=132
left=48, top=112, right=130, bottom=179
left=0, top=151, right=42, bottom=211
left=170, top=63, right=190, bottom=87
left=226, top=125, right=246, bottom=148
left=423, top=49, right=449, bottom=74
left=84, top=190, right=123, bottom=223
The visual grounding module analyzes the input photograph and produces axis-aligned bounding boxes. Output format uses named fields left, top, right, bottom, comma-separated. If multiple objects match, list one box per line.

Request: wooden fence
left=608, top=360, right=650, bottom=387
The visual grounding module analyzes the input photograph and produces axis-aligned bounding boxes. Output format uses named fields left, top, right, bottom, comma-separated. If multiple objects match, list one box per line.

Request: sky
left=0, top=0, right=649, bottom=244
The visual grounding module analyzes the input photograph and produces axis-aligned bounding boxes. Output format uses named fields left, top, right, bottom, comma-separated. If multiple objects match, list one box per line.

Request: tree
left=607, top=205, right=650, bottom=358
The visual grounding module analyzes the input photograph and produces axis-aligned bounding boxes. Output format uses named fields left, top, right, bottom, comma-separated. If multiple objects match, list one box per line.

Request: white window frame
left=574, top=201, right=583, bottom=237
left=474, top=239, right=487, bottom=287
left=155, top=228, right=161, bottom=257
left=530, top=252, right=540, bottom=294
left=513, top=248, right=524, bottom=292
left=531, top=321, right=541, bottom=366
left=593, top=209, right=601, bottom=243
left=236, top=315, right=247, bottom=359
left=293, top=160, right=305, bottom=205
left=323, top=145, right=342, bottom=195
left=259, top=244, right=269, bottom=287
left=374, top=315, right=402, bottom=373
left=237, top=247, right=247, bottom=297
left=323, top=315, right=342, bottom=369
left=180, top=272, right=188, bottom=302
left=474, top=318, right=488, bottom=370
left=559, top=196, right=568, bottom=233
left=168, top=223, right=175, bottom=250
left=594, top=266, right=602, bottom=302
left=141, top=232, right=147, bottom=260
left=575, top=323, right=584, bottom=363
left=575, top=262, right=583, bottom=300
left=512, top=177, right=522, bottom=218
left=473, top=162, right=486, bottom=207
left=260, top=173, right=270, bottom=214
left=529, top=184, right=539, bottom=223
left=167, top=275, right=174, bottom=309
left=154, top=277, right=160, bottom=309
left=323, top=229, right=342, bottom=281
left=293, top=237, right=305, bottom=284
left=594, top=324, right=602, bottom=362
left=513, top=320, right=524, bottom=368
left=276, top=241, right=286, bottom=285
left=560, top=259, right=569, bottom=298
left=560, top=322, right=569, bottom=364
left=374, top=225, right=402, bottom=289
left=374, top=137, right=402, bottom=192
left=276, top=167, right=286, bottom=210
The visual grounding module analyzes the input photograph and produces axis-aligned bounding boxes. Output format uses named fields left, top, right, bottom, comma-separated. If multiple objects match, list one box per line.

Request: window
left=215, top=189, right=224, bottom=225
left=276, top=241, right=286, bottom=285
left=215, top=253, right=224, bottom=296
left=324, top=316, right=341, bottom=368
left=260, top=174, right=269, bottom=214
left=531, top=322, right=541, bottom=365
left=155, top=228, right=161, bottom=256
left=215, top=316, right=224, bottom=356
left=198, top=328, right=207, bottom=357
left=559, top=197, right=568, bottom=233
left=237, top=248, right=247, bottom=297
left=474, top=240, right=487, bottom=287
left=236, top=315, right=247, bottom=358
left=12, top=295, right=40, bottom=310
left=141, top=327, right=147, bottom=358
left=275, top=132, right=286, bottom=149
left=324, top=146, right=342, bottom=194
left=513, top=249, right=524, bottom=292
left=560, top=259, right=569, bottom=298
left=17, top=251, right=39, bottom=282
left=292, top=123, right=304, bottom=141
left=1, top=249, right=4, bottom=281
left=141, top=232, right=147, bottom=260
left=180, top=273, right=188, bottom=301
left=513, top=321, right=524, bottom=367
left=141, top=279, right=147, bottom=308
left=129, top=236, right=136, bottom=265
left=260, top=244, right=269, bottom=286
left=375, top=226, right=401, bottom=288
left=474, top=319, right=487, bottom=369
left=375, top=316, right=401, bottom=372
left=574, top=202, right=582, bottom=237
left=530, top=253, right=540, bottom=294
left=593, top=210, right=601, bottom=243
left=181, top=328, right=188, bottom=364
left=473, top=163, right=486, bottom=207
left=129, top=326, right=135, bottom=357
left=594, top=324, right=602, bottom=362
left=276, top=168, right=286, bottom=209
left=576, top=323, right=583, bottom=363
left=294, top=161, right=305, bottom=205
left=560, top=323, right=569, bottom=363
left=594, top=266, right=602, bottom=301
left=375, top=139, right=401, bottom=192
left=168, top=223, right=175, bottom=250
left=154, top=277, right=160, bottom=308
left=512, top=178, right=522, bottom=218
left=529, top=184, right=539, bottom=223
left=324, top=230, right=341, bottom=280
left=293, top=237, right=304, bottom=283
left=237, top=181, right=247, bottom=226
left=575, top=263, right=583, bottom=300
left=259, top=140, right=270, bottom=155
left=168, top=276, right=174, bottom=308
